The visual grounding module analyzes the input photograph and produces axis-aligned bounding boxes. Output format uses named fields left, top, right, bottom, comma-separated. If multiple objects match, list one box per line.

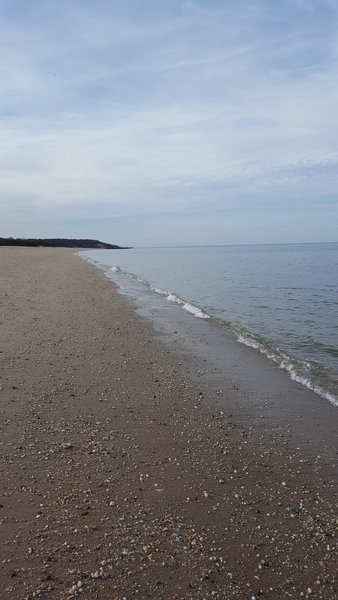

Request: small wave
left=84, top=254, right=337, bottom=406
left=108, top=272, right=209, bottom=319
left=288, top=371, right=338, bottom=407
left=153, top=287, right=168, bottom=296
left=182, top=302, right=210, bottom=319
left=236, top=331, right=338, bottom=407
left=151, top=287, right=209, bottom=319
left=167, top=292, right=182, bottom=304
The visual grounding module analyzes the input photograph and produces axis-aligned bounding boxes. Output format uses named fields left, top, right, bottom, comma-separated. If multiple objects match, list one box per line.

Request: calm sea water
left=81, top=244, right=338, bottom=407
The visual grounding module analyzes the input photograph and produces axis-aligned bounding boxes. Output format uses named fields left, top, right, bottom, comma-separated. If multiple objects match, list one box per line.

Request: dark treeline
left=0, top=238, right=130, bottom=249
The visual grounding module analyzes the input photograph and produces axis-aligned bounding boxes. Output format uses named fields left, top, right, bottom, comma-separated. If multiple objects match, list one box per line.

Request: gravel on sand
left=0, top=247, right=337, bottom=599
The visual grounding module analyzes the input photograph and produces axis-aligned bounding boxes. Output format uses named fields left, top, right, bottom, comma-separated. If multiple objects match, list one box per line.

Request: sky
left=0, top=0, right=338, bottom=246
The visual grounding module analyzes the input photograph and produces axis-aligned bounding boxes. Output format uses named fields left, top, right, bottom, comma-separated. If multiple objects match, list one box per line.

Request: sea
left=80, top=243, right=338, bottom=408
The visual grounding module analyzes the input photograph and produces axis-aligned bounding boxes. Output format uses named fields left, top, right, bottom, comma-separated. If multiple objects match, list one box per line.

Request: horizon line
left=130, top=241, right=338, bottom=249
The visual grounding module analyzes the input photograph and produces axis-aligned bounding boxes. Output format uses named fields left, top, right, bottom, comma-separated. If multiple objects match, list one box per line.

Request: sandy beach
left=0, top=247, right=337, bottom=600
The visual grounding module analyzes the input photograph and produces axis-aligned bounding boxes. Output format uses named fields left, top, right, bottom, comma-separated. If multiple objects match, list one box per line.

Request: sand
left=0, top=247, right=337, bottom=600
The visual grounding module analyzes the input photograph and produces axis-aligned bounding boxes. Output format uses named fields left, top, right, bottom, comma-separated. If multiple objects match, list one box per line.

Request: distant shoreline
left=0, top=237, right=131, bottom=249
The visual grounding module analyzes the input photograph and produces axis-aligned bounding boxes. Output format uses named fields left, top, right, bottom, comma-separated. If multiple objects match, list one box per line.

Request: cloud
left=0, top=0, right=338, bottom=243
left=182, top=1, right=196, bottom=11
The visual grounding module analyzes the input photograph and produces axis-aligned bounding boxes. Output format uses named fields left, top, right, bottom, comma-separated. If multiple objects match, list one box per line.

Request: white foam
left=151, top=288, right=209, bottom=319
left=236, top=331, right=338, bottom=407
left=82, top=251, right=338, bottom=408
left=167, top=293, right=183, bottom=304
left=237, top=333, right=261, bottom=350
left=288, top=370, right=338, bottom=407
left=152, top=287, right=168, bottom=296
left=182, top=302, right=209, bottom=319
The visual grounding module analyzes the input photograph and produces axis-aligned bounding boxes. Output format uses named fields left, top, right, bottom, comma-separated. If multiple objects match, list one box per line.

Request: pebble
left=1, top=248, right=337, bottom=600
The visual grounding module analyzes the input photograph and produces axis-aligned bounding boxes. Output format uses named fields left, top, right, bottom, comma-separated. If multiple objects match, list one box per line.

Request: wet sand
left=0, top=247, right=337, bottom=599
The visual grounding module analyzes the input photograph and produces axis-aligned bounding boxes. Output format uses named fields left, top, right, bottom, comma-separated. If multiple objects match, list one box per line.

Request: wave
left=234, top=329, right=338, bottom=407
left=152, top=287, right=209, bottom=319
left=107, top=264, right=337, bottom=407
left=109, top=267, right=209, bottom=319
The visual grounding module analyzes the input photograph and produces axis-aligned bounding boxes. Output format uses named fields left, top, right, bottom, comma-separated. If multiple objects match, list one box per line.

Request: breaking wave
left=96, top=258, right=338, bottom=409
left=152, top=287, right=209, bottom=319
left=107, top=264, right=338, bottom=405
left=233, top=329, right=338, bottom=407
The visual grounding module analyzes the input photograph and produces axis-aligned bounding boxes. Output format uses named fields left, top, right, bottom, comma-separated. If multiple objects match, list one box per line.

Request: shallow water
left=81, top=243, right=338, bottom=406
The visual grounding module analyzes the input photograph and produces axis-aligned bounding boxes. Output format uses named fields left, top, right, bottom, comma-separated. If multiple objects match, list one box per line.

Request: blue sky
left=1, top=0, right=338, bottom=246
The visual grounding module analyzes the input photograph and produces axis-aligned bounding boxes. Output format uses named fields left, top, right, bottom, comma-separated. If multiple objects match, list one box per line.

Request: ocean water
left=81, top=244, right=338, bottom=407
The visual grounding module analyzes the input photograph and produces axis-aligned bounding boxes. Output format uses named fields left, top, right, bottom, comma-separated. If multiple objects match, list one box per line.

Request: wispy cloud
left=0, top=0, right=337, bottom=243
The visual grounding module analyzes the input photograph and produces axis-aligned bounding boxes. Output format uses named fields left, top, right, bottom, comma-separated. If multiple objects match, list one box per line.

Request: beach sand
left=0, top=247, right=337, bottom=599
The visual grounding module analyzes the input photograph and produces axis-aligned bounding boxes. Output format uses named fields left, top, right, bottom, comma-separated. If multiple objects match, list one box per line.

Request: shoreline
left=81, top=248, right=338, bottom=409
left=0, top=247, right=337, bottom=599
left=85, top=253, right=338, bottom=459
